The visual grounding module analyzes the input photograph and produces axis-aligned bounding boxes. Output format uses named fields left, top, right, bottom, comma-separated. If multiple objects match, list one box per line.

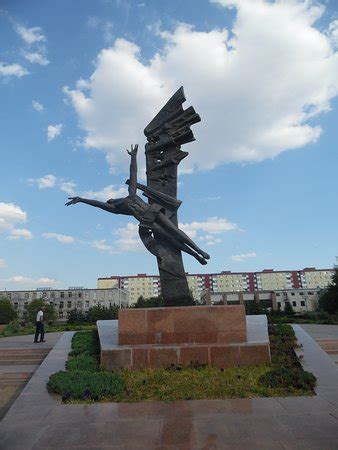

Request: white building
left=0, top=287, right=129, bottom=322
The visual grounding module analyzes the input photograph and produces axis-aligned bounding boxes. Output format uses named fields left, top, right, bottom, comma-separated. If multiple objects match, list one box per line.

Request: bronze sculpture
left=66, top=87, right=208, bottom=306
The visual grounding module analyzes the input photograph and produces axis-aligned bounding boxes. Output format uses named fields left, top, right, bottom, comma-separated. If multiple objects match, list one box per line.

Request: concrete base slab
left=98, top=315, right=271, bottom=371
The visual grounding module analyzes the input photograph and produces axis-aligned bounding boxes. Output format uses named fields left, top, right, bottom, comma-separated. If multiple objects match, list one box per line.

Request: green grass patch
left=48, top=324, right=316, bottom=403
left=48, top=370, right=125, bottom=401
left=0, top=322, right=96, bottom=338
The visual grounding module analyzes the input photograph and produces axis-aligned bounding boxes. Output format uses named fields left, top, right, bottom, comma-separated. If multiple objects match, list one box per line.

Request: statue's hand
left=126, top=144, right=138, bottom=156
left=65, top=197, right=81, bottom=206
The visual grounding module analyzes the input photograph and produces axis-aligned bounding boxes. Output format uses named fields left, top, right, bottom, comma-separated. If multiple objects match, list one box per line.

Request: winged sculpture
left=66, top=87, right=208, bottom=306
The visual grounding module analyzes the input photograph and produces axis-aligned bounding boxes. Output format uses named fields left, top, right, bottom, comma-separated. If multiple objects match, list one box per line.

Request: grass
left=47, top=324, right=316, bottom=403
left=1, top=322, right=96, bottom=338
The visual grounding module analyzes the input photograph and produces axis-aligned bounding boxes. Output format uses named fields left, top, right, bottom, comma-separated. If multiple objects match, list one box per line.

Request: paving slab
left=1, top=325, right=338, bottom=449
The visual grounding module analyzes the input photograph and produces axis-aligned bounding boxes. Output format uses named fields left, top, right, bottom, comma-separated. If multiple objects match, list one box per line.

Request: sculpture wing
left=144, top=87, right=200, bottom=217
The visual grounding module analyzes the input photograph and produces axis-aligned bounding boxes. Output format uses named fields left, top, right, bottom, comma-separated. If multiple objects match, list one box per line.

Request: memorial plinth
left=98, top=306, right=271, bottom=371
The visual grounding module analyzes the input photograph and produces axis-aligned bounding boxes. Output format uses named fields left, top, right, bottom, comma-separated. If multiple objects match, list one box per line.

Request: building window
left=292, top=301, right=297, bottom=307
left=78, top=292, right=82, bottom=298
left=25, top=293, right=29, bottom=299
left=301, top=301, right=305, bottom=306
left=67, top=301, right=72, bottom=308
left=291, top=293, right=295, bottom=296
left=59, top=301, right=64, bottom=309
left=59, top=312, right=63, bottom=319
left=308, top=292, right=313, bottom=295
left=68, top=292, right=72, bottom=298
left=14, top=302, right=18, bottom=309
left=85, top=301, right=90, bottom=308
left=60, top=292, right=64, bottom=298
left=51, top=292, right=55, bottom=298
left=299, top=292, right=304, bottom=295
left=276, top=293, right=280, bottom=296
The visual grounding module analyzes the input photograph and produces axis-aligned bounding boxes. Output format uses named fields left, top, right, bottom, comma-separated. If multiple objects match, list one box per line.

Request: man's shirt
left=36, top=310, right=43, bottom=322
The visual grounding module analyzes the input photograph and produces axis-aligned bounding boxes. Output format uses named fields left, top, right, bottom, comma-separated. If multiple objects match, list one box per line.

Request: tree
left=67, top=309, right=86, bottom=324
left=86, top=305, right=119, bottom=322
left=26, top=299, right=57, bottom=324
left=284, top=302, right=295, bottom=316
left=133, top=296, right=164, bottom=308
left=0, top=296, right=17, bottom=324
left=319, top=269, right=338, bottom=314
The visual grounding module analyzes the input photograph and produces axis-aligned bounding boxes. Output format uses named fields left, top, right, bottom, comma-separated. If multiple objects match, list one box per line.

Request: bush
left=0, top=297, right=17, bottom=324
left=69, top=330, right=100, bottom=357
left=4, top=319, right=21, bottom=333
left=67, top=305, right=119, bottom=324
left=25, top=299, right=57, bottom=325
left=260, top=367, right=316, bottom=391
left=318, top=268, right=338, bottom=314
left=47, top=370, right=125, bottom=401
left=133, top=296, right=164, bottom=308
left=66, top=354, right=99, bottom=372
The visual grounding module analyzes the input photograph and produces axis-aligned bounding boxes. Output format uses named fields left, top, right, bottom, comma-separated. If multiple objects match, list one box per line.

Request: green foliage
left=69, top=330, right=100, bottom=357
left=47, top=370, right=125, bottom=401
left=259, top=367, right=316, bottom=391
left=4, top=319, right=21, bottom=333
left=25, top=299, right=57, bottom=325
left=318, top=268, right=338, bottom=314
left=66, top=354, right=99, bottom=372
left=259, top=323, right=316, bottom=394
left=133, top=296, right=165, bottom=308
left=67, top=305, right=119, bottom=324
left=0, top=297, right=17, bottom=324
left=284, top=302, right=295, bottom=316
left=244, top=301, right=267, bottom=315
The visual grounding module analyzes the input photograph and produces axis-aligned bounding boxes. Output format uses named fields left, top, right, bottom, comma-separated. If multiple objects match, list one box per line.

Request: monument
left=67, top=88, right=271, bottom=370
left=66, top=87, right=207, bottom=306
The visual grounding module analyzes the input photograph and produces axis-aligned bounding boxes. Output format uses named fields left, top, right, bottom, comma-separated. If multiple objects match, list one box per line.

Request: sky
left=0, top=0, right=338, bottom=290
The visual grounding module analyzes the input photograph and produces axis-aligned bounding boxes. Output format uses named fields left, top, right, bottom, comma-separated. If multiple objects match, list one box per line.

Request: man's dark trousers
left=34, top=322, right=45, bottom=343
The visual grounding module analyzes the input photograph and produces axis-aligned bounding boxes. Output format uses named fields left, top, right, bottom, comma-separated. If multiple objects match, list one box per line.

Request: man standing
left=34, top=307, right=45, bottom=343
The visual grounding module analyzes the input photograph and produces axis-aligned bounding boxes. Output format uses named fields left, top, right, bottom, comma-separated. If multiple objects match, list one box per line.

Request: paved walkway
left=0, top=333, right=62, bottom=420
left=300, top=324, right=338, bottom=364
left=0, top=326, right=338, bottom=449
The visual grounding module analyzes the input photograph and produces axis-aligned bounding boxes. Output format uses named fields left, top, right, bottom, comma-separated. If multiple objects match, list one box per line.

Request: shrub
left=260, top=367, right=316, bottom=391
left=25, top=299, right=57, bottom=325
left=47, top=370, right=125, bottom=401
left=0, top=297, right=17, bottom=324
left=66, top=354, right=99, bottom=372
left=133, top=296, right=164, bottom=308
left=4, top=319, right=21, bottom=334
left=69, top=330, right=100, bottom=357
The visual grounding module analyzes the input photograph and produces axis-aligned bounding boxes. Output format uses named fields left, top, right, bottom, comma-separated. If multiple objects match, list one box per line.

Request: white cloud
left=180, top=217, right=239, bottom=239
left=4, top=276, right=57, bottom=288
left=84, top=185, right=127, bottom=201
left=0, top=202, right=27, bottom=232
left=0, top=62, right=28, bottom=78
left=42, top=232, right=75, bottom=244
left=15, top=25, right=46, bottom=45
left=23, top=51, right=49, bottom=66
left=32, top=100, right=44, bottom=112
left=60, top=182, right=77, bottom=196
left=0, top=258, right=7, bottom=269
left=47, top=124, right=62, bottom=141
left=114, top=222, right=144, bottom=252
left=231, top=252, right=257, bottom=262
left=91, top=239, right=117, bottom=255
left=199, top=234, right=222, bottom=246
left=7, top=228, right=33, bottom=240
left=65, top=0, right=338, bottom=173
left=28, top=174, right=56, bottom=189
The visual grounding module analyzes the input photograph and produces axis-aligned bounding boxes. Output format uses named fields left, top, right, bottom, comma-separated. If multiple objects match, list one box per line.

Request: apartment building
left=0, top=287, right=128, bottom=322
left=98, top=267, right=334, bottom=304
left=201, top=288, right=321, bottom=313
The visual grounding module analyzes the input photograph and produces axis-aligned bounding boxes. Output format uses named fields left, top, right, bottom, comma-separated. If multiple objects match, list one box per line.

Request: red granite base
left=100, top=306, right=271, bottom=371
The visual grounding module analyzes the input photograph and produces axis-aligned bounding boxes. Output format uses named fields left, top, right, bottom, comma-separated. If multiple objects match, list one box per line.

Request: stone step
left=0, top=372, right=32, bottom=381
left=0, top=358, right=45, bottom=365
left=325, top=349, right=338, bottom=355
left=0, top=348, right=50, bottom=357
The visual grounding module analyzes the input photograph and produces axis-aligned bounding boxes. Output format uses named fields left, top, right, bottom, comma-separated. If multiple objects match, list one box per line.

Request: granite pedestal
left=98, top=306, right=271, bottom=371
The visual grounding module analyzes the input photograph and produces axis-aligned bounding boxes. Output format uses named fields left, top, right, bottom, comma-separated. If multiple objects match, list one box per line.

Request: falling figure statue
left=66, top=144, right=210, bottom=265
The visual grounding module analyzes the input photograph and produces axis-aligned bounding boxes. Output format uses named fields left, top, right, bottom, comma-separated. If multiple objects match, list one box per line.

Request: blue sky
left=0, top=0, right=338, bottom=290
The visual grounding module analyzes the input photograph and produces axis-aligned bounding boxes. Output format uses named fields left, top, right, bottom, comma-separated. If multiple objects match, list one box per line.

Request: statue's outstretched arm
left=65, top=197, right=114, bottom=213
left=126, top=144, right=138, bottom=196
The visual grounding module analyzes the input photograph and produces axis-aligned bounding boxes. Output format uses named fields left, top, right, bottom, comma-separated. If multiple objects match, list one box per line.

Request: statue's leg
left=156, top=213, right=210, bottom=259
